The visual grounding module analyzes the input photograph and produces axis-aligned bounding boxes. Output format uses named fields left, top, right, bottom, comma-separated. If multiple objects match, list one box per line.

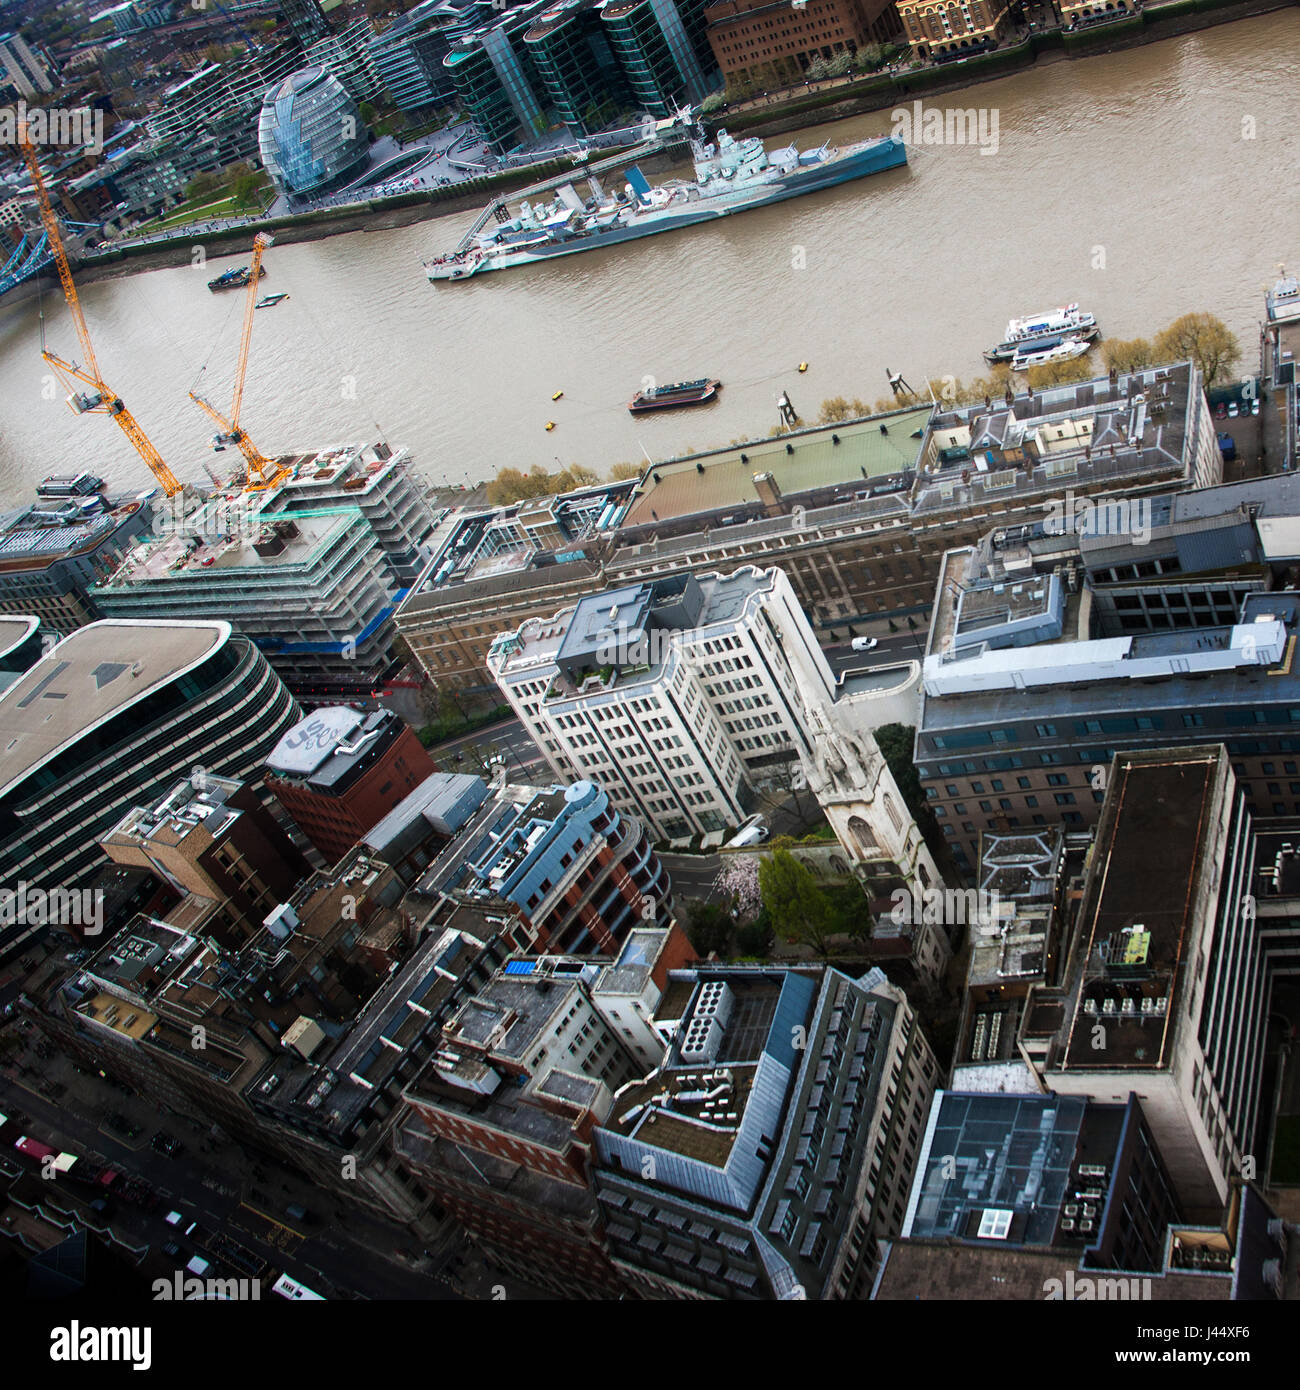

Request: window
left=1053, top=792, right=1076, bottom=806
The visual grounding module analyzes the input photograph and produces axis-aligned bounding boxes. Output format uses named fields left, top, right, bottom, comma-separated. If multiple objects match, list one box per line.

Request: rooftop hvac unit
left=1060, top=1218, right=1075, bottom=1232
left=680, top=1011, right=725, bottom=1065
left=694, top=979, right=735, bottom=1031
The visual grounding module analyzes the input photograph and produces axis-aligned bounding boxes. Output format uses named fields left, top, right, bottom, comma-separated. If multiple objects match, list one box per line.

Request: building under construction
left=91, top=442, right=438, bottom=695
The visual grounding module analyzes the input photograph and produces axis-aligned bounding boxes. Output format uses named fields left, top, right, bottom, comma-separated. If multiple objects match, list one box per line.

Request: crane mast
left=189, top=233, right=288, bottom=491
left=18, top=121, right=182, bottom=497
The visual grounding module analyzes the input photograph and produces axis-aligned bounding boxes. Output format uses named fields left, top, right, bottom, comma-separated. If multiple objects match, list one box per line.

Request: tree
left=875, top=723, right=944, bottom=860
left=1025, top=354, right=1097, bottom=390
left=736, top=913, right=773, bottom=957
left=486, top=465, right=556, bottom=505
left=759, top=848, right=835, bottom=956
left=1100, top=336, right=1154, bottom=375
left=1153, top=312, right=1240, bottom=387
left=715, top=855, right=761, bottom=925
left=683, top=900, right=730, bottom=957
left=756, top=753, right=821, bottom=830
left=230, top=169, right=264, bottom=209
left=184, top=170, right=221, bottom=202
left=608, top=461, right=643, bottom=481
left=819, top=396, right=854, bottom=423
left=552, top=464, right=599, bottom=492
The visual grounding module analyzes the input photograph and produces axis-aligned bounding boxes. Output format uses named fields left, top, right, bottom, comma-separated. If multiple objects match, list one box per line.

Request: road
left=822, top=630, right=926, bottom=679
left=429, top=719, right=548, bottom=780
left=0, top=1043, right=455, bottom=1301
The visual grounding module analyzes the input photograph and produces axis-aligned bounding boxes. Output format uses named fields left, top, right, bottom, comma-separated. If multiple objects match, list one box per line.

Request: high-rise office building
left=601, top=0, right=714, bottom=113
left=0, top=620, right=299, bottom=963
left=593, top=963, right=939, bottom=1298
left=489, top=567, right=836, bottom=841
left=368, top=0, right=464, bottom=111
left=524, top=0, right=630, bottom=135
left=0, top=30, right=55, bottom=98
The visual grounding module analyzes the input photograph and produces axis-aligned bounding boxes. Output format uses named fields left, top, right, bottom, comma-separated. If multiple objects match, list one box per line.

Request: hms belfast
left=426, top=113, right=908, bottom=282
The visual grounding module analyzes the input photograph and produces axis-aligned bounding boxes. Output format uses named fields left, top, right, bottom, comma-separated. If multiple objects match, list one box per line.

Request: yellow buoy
left=545, top=421, right=556, bottom=431
left=552, top=390, right=564, bottom=401
left=798, top=361, right=809, bottom=373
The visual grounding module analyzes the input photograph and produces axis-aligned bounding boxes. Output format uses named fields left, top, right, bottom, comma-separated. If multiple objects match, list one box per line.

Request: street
left=0, top=1036, right=462, bottom=1300
left=822, top=629, right=927, bottom=678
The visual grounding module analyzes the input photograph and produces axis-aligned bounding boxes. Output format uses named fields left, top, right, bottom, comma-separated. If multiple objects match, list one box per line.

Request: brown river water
left=0, top=10, right=1296, bottom=503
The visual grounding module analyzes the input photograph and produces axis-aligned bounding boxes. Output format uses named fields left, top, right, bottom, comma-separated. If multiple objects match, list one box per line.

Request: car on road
left=151, top=1131, right=184, bottom=1157
left=850, top=636, right=879, bottom=652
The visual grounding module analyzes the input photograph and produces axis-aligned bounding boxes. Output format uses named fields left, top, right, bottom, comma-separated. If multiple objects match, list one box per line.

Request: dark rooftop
left=1061, top=753, right=1217, bottom=1070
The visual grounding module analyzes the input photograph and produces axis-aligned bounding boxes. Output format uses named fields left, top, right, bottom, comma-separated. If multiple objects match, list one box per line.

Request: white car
left=851, top=636, right=879, bottom=652
left=726, top=815, right=768, bottom=848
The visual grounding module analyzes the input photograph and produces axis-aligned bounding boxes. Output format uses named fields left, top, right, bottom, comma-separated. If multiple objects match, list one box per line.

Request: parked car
left=850, top=636, right=879, bottom=652
left=1214, top=401, right=1228, bottom=419
left=726, top=815, right=769, bottom=848
left=151, top=1131, right=183, bottom=1157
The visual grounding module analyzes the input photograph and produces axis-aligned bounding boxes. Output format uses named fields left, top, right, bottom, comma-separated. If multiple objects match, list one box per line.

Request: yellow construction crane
left=189, top=233, right=288, bottom=491
left=17, top=121, right=182, bottom=498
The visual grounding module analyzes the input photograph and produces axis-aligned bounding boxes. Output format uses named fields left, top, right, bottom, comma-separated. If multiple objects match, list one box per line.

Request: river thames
left=0, top=10, right=1296, bottom=503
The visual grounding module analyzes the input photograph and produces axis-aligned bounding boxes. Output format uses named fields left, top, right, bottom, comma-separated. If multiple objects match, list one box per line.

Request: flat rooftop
left=0, top=620, right=229, bottom=799
left=913, top=364, right=1193, bottom=516
left=100, top=509, right=352, bottom=588
left=0, top=507, right=127, bottom=570
left=1060, top=753, right=1217, bottom=1071
left=496, top=566, right=775, bottom=698
left=0, top=616, right=38, bottom=657
left=604, top=974, right=793, bottom=1166
left=620, top=407, right=931, bottom=528
left=921, top=590, right=1300, bottom=729
left=444, top=974, right=572, bottom=1061
left=906, top=1092, right=1092, bottom=1246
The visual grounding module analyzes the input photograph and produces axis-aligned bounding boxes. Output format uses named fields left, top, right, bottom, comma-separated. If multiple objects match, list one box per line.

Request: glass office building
left=258, top=67, right=371, bottom=197
left=601, top=0, right=712, bottom=115
left=368, top=0, right=465, bottom=112
left=524, top=1, right=629, bottom=135
left=444, top=7, right=550, bottom=151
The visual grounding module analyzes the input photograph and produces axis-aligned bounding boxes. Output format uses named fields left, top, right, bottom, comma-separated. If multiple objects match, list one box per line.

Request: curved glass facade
left=258, top=66, right=371, bottom=197
left=602, top=0, right=687, bottom=114
left=445, top=16, right=550, bottom=152
left=0, top=630, right=300, bottom=903
left=524, top=7, right=628, bottom=135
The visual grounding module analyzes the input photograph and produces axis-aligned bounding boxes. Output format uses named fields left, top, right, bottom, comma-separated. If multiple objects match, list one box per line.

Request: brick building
left=264, top=706, right=435, bottom=864
left=705, top=0, right=900, bottom=85
left=895, top=0, right=1011, bottom=60
left=100, top=773, right=310, bottom=950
